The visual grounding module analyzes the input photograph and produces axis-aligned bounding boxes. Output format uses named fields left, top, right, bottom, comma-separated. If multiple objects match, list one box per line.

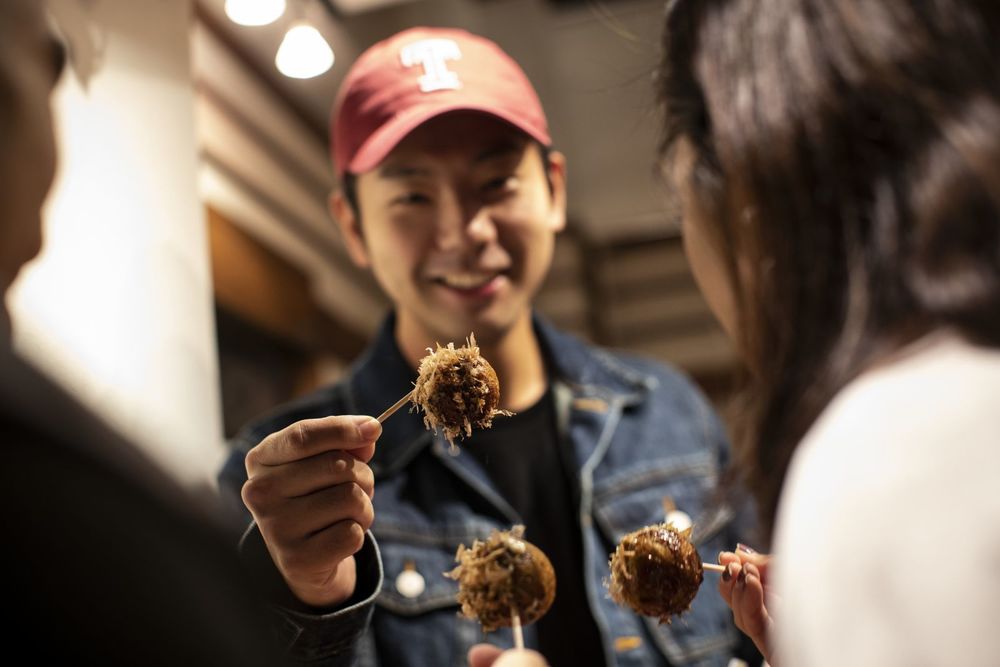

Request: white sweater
left=771, top=336, right=1000, bottom=666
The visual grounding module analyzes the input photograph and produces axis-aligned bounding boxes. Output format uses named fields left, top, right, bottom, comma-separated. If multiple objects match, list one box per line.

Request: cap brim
left=345, top=102, right=551, bottom=175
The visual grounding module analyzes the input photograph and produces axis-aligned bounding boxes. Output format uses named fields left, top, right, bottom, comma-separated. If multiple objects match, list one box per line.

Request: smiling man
left=220, top=27, right=757, bottom=667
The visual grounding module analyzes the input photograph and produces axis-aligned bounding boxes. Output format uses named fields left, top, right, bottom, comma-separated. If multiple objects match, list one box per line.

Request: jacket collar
left=349, top=312, right=658, bottom=478
left=535, top=318, right=658, bottom=406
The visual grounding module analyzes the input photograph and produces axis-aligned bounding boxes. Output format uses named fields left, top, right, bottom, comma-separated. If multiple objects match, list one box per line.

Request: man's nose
left=465, top=205, right=499, bottom=244
left=434, top=196, right=498, bottom=251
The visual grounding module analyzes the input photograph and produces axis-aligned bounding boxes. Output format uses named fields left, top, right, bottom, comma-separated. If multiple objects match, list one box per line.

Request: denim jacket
left=220, top=314, right=756, bottom=666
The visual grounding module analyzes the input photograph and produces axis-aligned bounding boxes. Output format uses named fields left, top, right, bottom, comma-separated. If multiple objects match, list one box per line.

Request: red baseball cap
left=331, top=27, right=551, bottom=177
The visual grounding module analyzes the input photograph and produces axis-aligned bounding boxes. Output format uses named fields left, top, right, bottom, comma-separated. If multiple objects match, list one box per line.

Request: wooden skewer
left=377, top=389, right=414, bottom=423
left=511, top=611, right=524, bottom=650
left=703, top=563, right=726, bottom=573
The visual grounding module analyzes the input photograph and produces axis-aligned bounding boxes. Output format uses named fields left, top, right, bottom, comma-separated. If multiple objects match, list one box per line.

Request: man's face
left=0, top=0, right=63, bottom=297
left=340, top=112, right=566, bottom=348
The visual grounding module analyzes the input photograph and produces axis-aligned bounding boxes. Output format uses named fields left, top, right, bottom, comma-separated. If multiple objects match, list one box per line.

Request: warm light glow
left=275, top=24, right=334, bottom=79
left=12, top=0, right=226, bottom=488
left=224, top=0, right=286, bottom=27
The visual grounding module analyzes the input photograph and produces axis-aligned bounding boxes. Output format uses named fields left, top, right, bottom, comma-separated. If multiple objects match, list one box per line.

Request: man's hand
left=242, top=415, right=381, bottom=608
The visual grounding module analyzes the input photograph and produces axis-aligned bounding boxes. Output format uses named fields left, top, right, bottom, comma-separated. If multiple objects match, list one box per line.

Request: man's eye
left=392, top=192, right=431, bottom=205
left=482, top=176, right=516, bottom=193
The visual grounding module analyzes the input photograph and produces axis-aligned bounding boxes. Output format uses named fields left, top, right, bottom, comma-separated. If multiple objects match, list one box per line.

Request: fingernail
left=722, top=564, right=733, bottom=582
left=717, top=551, right=725, bottom=564
left=736, top=543, right=756, bottom=555
left=355, top=416, right=381, bottom=440
left=737, top=568, right=747, bottom=585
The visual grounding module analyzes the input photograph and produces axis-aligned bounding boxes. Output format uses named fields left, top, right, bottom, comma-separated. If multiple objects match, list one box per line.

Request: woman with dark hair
left=659, top=0, right=1000, bottom=664
left=471, top=2, right=999, bottom=665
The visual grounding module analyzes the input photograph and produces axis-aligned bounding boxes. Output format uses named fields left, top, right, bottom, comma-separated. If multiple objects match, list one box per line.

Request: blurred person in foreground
left=0, top=1, right=281, bottom=662
left=219, top=26, right=759, bottom=667
left=486, top=0, right=1000, bottom=665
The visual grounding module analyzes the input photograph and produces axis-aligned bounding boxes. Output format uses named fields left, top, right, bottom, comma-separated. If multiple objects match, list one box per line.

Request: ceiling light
left=275, top=24, right=334, bottom=79
left=224, top=0, right=287, bottom=27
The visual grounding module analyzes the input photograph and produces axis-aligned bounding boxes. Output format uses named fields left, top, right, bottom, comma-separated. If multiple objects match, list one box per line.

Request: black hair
left=660, top=0, right=1000, bottom=538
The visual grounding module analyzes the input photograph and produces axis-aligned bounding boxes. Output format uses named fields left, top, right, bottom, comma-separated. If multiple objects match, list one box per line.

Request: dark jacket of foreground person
left=0, top=341, right=288, bottom=665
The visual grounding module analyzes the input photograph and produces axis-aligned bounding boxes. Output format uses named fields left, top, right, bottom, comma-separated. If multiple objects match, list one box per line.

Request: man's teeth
left=439, top=273, right=497, bottom=289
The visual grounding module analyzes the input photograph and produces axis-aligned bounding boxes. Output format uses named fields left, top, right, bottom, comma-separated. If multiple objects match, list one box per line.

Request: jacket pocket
left=374, top=525, right=464, bottom=615
left=368, top=523, right=496, bottom=667
left=593, top=450, right=723, bottom=539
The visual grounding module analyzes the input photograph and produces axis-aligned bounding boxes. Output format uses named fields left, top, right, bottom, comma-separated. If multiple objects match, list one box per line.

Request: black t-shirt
left=465, top=390, right=606, bottom=667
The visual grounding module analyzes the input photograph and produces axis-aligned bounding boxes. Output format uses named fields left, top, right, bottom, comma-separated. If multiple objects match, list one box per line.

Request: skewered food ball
left=607, top=523, right=704, bottom=623
left=412, top=334, right=509, bottom=449
left=445, top=525, right=556, bottom=633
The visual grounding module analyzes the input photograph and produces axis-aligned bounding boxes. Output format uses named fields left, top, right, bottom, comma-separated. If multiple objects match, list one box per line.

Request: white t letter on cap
left=400, top=39, right=462, bottom=93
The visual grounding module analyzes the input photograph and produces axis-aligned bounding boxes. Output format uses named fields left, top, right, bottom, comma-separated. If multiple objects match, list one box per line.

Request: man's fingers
left=255, top=482, right=374, bottom=538
left=243, top=450, right=374, bottom=502
left=246, top=416, right=381, bottom=470
left=299, top=483, right=375, bottom=535
left=346, top=441, right=376, bottom=465
left=276, top=520, right=368, bottom=577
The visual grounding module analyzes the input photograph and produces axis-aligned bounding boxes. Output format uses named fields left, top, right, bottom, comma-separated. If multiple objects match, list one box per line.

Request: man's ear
left=545, top=150, right=567, bottom=233
left=330, top=189, right=371, bottom=268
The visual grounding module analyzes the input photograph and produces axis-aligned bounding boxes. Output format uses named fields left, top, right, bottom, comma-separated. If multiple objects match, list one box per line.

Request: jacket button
left=395, top=561, right=426, bottom=598
left=665, top=509, right=692, bottom=532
